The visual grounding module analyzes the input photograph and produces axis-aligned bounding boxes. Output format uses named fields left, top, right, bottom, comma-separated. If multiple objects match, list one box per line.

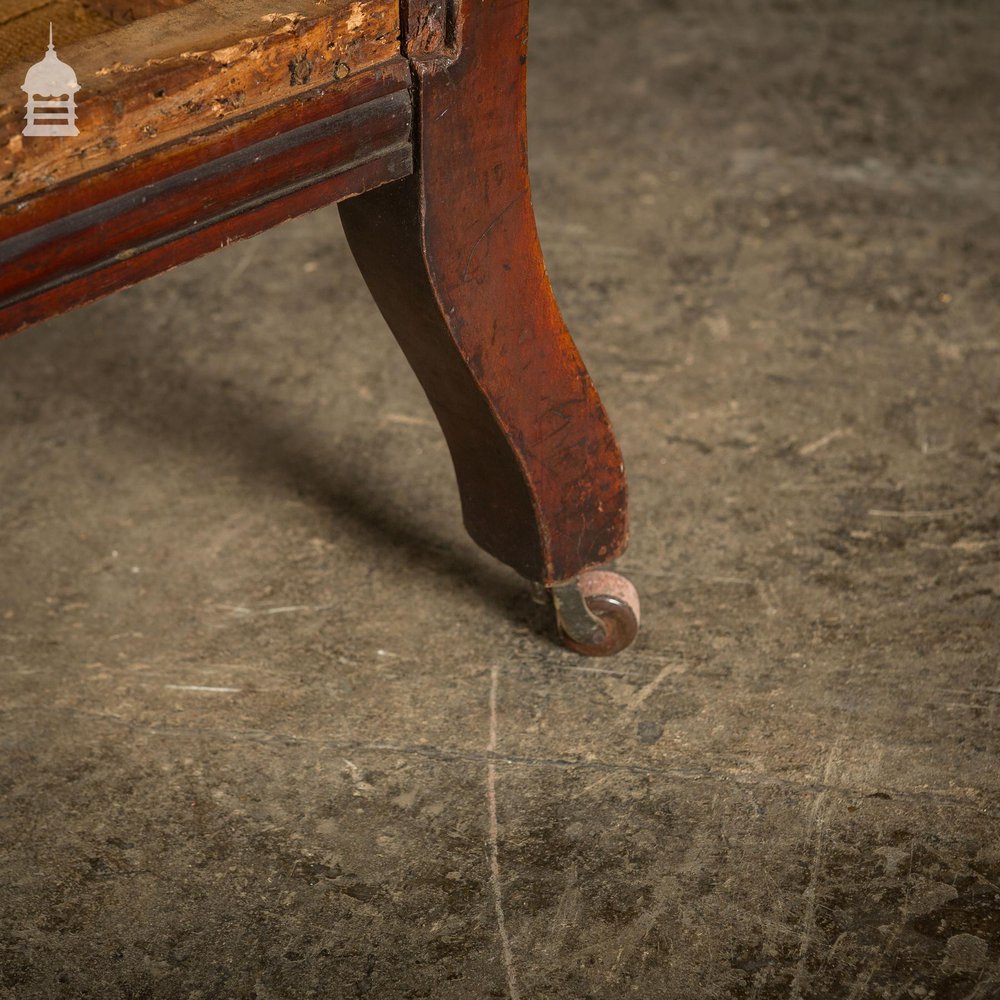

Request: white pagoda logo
left=21, top=25, right=80, bottom=137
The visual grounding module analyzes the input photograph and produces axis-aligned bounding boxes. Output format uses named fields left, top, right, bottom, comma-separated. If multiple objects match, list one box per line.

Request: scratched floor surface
left=2, top=1, right=999, bottom=997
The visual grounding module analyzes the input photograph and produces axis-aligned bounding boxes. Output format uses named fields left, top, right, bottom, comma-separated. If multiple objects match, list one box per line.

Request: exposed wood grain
left=0, top=0, right=399, bottom=204
left=0, top=79, right=411, bottom=335
left=400, top=0, right=457, bottom=57
left=1, top=56, right=409, bottom=236
left=81, top=0, right=194, bottom=23
left=0, top=2, right=117, bottom=70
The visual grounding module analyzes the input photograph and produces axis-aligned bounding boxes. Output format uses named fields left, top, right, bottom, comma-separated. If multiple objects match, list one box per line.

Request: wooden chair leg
left=339, top=0, right=638, bottom=653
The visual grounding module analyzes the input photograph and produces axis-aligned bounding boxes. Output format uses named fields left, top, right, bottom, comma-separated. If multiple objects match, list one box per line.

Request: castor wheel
left=550, top=570, right=640, bottom=657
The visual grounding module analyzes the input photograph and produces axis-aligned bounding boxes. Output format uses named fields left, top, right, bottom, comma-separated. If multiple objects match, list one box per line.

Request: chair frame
left=0, top=0, right=638, bottom=654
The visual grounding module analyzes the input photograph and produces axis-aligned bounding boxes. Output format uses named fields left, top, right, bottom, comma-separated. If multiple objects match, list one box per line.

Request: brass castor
left=550, top=570, right=640, bottom=657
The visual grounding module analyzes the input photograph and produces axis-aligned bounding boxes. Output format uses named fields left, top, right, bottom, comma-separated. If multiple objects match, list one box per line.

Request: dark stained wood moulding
left=0, top=0, right=413, bottom=337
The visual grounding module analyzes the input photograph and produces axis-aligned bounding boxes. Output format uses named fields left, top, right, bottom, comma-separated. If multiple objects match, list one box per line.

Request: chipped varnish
left=0, top=0, right=400, bottom=207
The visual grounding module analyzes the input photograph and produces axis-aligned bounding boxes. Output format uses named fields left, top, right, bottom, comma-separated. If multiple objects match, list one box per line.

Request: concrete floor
left=2, top=1, right=999, bottom=997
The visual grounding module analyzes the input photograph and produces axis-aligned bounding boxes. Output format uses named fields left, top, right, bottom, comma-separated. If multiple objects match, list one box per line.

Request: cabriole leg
left=339, top=0, right=637, bottom=653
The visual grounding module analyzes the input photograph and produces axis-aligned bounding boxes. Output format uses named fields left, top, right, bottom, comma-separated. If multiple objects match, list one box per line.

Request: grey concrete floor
left=2, top=1, right=1000, bottom=997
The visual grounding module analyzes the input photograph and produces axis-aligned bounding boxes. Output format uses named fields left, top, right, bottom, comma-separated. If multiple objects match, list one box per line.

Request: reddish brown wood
left=2, top=144, right=410, bottom=336
left=0, top=2, right=411, bottom=339
left=0, top=70, right=411, bottom=336
left=339, top=0, right=628, bottom=585
left=1, top=57, right=410, bottom=240
left=400, top=0, right=458, bottom=56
